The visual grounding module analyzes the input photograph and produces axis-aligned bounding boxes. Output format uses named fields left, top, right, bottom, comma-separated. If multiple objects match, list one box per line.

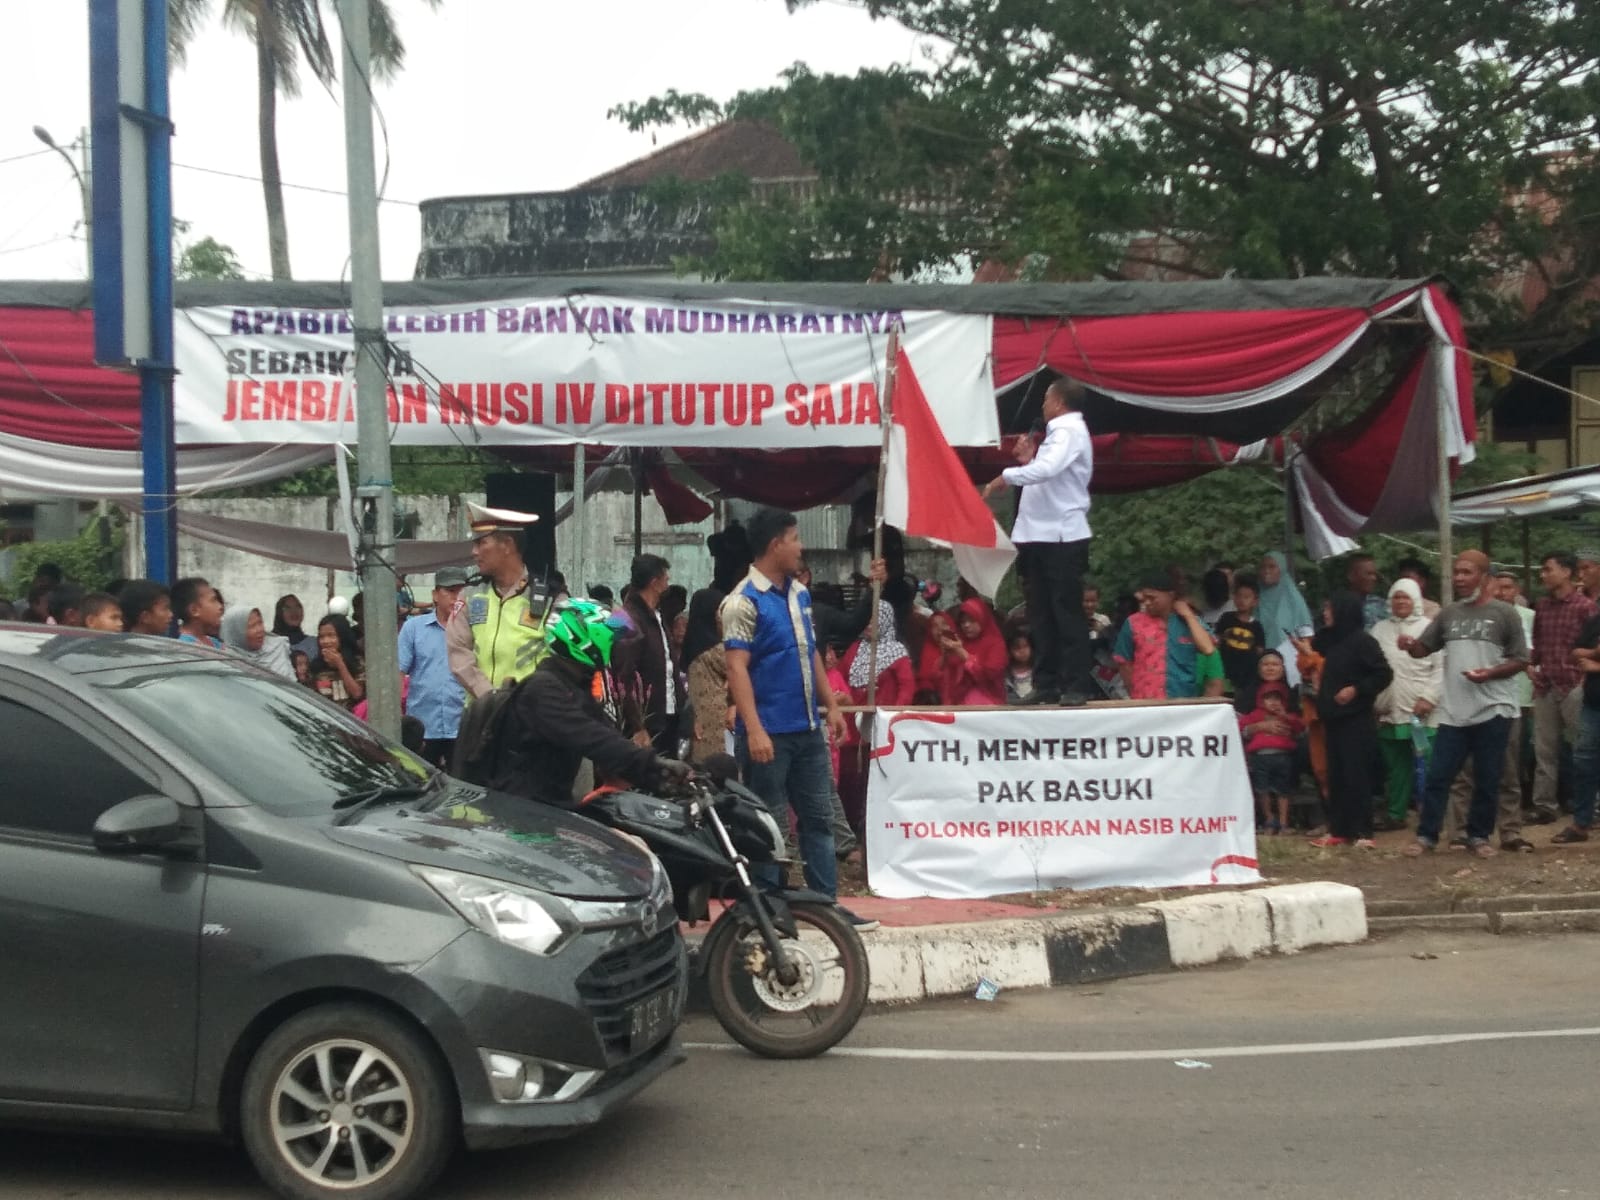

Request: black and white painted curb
left=860, top=882, right=1367, bottom=1004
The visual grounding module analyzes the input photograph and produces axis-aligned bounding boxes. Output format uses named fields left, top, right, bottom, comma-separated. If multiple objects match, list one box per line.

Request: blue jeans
left=1571, top=705, right=1600, bottom=828
left=736, top=728, right=838, bottom=897
left=1418, top=718, right=1512, bottom=844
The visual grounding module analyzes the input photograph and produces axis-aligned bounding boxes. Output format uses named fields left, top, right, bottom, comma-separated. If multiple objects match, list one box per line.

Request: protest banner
left=865, top=705, right=1260, bottom=898
left=171, top=297, right=995, bottom=448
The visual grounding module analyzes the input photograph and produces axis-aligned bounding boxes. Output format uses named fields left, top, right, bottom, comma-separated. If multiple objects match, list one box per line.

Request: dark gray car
left=0, top=626, right=687, bottom=1200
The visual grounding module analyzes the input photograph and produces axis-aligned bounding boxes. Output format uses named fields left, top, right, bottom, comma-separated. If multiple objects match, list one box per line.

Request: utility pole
left=337, top=0, right=400, bottom=739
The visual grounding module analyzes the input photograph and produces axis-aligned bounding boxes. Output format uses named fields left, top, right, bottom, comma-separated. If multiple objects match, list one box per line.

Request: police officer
left=447, top=502, right=548, bottom=699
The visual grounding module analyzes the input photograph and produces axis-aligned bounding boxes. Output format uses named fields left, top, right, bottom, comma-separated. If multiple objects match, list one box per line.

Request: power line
left=0, top=233, right=78, bottom=257
left=171, top=160, right=418, bottom=206
left=0, top=148, right=52, bottom=167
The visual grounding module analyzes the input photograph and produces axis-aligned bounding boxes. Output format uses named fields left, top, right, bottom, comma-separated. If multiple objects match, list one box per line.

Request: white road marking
left=685, top=1026, right=1600, bottom=1063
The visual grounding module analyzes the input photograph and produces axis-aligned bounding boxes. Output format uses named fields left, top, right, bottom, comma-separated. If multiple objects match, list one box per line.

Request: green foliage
left=217, top=446, right=496, bottom=499
left=176, top=234, right=246, bottom=281
left=617, top=64, right=1008, bottom=281
left=1085, top=466, right=1294, bottom=601
left=621, top=1, right=1600, bottom=351
left=3, top=513, right=125, bottom=594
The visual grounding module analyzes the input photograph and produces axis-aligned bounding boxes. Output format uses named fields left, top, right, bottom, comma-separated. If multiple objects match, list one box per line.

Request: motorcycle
left=580, top=759, right=870, bottom=1059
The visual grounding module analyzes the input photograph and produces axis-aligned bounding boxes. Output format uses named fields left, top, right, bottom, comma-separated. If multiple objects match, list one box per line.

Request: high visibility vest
left=465, top=582, right=547, bottom=690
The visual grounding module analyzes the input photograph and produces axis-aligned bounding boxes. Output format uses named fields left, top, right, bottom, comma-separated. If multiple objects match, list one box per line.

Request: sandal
left=1468, top=839, right=1498, bottom=859
left=1551, top=826, right=1591, bottom=844
left=1401, top=838, right=1434, bottom=857
left=1447, top=835, right=1469, bottom=851
left=1353, top=838, right=1376, bottom=849
left=1307, top=835, right=1348, bottom=847
left=1499, top=837, right=1535, bottom=854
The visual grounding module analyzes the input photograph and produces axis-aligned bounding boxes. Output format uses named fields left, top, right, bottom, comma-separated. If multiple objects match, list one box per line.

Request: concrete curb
left=688, top=882, right=1368, bottom=1008
left=1366, top=891, right=1600, bottom=934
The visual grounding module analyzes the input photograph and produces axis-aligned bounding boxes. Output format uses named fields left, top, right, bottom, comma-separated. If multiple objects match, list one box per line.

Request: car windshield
left=92, top=661, right=431, bottom=816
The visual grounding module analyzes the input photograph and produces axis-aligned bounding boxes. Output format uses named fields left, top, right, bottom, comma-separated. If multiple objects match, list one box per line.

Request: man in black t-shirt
left=1215, top=572, right=1267, bottom=705
left=1553, top=614, right=1600, bottom=842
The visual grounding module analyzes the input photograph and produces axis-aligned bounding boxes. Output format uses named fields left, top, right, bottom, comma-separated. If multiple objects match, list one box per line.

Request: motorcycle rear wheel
left=702, top=901, right=869, bottom=1059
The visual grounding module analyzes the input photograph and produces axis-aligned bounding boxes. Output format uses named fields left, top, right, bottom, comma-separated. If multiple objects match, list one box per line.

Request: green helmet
left=544, top=598, right=624, bottom=669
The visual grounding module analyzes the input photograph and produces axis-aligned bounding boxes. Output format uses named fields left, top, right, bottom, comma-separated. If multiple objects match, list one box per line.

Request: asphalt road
left=5, top=928, right=1599, bottom=1200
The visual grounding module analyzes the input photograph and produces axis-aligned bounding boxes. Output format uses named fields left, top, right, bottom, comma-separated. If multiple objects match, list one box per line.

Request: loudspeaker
left=485, top=472, right=557, bottom=577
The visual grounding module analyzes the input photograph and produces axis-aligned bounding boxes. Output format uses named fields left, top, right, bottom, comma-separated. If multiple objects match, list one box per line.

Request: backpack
left=450, top=677, right=527, bottom=785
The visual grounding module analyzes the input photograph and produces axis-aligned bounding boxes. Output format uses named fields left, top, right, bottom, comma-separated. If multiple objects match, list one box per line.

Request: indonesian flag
left=882, top=348, right=1017, bottom=597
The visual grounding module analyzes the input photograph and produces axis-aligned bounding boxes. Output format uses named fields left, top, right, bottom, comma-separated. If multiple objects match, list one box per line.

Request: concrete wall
left=140, top=491, right=963, bottom=623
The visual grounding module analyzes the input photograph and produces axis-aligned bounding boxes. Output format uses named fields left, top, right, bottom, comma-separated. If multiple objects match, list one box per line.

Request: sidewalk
left=685, top=824, right=1600, bottom=1006
left=688, top=882, right=1370, bottom=1005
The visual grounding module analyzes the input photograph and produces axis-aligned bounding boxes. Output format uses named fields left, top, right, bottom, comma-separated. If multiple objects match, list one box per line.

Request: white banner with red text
left=865, top=705, right=1260, bottom=898
left=172, top=298, right=996, bottom=448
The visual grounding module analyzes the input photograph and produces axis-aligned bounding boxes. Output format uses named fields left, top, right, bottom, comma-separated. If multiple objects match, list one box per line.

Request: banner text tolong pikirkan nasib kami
left=172, top=297, right=997, bottom=448
left=866, top=705, right=1261, bottom=899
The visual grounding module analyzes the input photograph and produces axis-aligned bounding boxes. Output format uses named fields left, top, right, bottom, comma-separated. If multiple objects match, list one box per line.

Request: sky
left=0, top=0, right=931, bottom=283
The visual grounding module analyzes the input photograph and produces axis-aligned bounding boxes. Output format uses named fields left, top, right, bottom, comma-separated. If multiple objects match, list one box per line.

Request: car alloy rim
left=269, top=1038, right=415, bottom=1189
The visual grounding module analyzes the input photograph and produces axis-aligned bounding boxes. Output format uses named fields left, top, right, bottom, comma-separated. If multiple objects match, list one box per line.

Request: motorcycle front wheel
left=702, top=900, right=870, bottom=1059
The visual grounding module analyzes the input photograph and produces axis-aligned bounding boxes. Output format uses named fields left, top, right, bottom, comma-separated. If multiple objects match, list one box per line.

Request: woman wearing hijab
left=915, top=610, right=956, bottom=702
left=846, top=600, right=915, bottom=708
left=220, top=605, right=296, bottom=680
left=1372, top=578, right=1442, bottom=832
left=271, top=594, right=318, bottom=660
left=836, top=602, right=914, bottom=834
left=937, top=598, right=1009, bottom=705
left=1257, top=551, right=1315, bottom=649
left=1309, top=590, right=1394, bottom=847
left=680, top=587, right=725, bottom=672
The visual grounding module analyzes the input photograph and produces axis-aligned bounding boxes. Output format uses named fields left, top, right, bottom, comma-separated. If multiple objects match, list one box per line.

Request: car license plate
left=628, top=988, right=675, bottom=1049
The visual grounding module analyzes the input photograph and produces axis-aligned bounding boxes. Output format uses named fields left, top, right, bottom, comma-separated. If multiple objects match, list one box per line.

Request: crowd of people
left=11, top=370, right=1600, bottom=890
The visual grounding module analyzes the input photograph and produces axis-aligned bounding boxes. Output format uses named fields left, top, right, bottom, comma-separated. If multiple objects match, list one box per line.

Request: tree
left=616, top=1, right=1600, bottom=355
left=173, top=218, right=247, bottom=280
left=169, top=0, right=437, bottom=280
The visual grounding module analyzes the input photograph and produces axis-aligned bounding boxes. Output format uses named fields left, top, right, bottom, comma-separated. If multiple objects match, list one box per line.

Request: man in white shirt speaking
left=982, top=378, right=1095, bottom=704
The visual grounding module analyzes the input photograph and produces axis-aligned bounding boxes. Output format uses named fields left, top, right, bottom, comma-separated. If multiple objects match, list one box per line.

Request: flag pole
left=866, top=326, right=901, bottom=714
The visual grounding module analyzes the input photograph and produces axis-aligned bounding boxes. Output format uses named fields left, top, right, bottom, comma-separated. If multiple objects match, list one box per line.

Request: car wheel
left=240, top=1004, right=456, bottom=1200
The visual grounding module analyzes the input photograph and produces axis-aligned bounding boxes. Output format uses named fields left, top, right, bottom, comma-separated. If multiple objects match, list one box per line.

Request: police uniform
left=446, top=503, right=548, bottom=699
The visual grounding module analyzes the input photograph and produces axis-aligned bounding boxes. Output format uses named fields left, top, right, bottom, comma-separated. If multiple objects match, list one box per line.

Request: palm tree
left=169, top=0, right=434, bottom=279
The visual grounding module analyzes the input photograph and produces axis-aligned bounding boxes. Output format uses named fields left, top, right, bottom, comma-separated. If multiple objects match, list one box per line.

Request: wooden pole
left=1437, top=380, right=1454, bottom=571
left=865, top=326, right=902, bottom=716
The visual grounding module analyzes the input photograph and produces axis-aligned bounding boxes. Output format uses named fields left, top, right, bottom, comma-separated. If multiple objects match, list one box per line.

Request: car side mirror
left=93, top=794, right=197, bottom=856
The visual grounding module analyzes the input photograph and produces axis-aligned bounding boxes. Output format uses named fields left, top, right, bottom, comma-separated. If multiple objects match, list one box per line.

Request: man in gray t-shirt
left=1400, top=551, right=1530, bottom=857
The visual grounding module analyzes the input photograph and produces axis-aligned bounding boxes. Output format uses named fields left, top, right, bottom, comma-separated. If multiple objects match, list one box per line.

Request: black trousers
left=421, top=737, right=456, bottom=770
left=1020, top=538, right=1092, bottom=696
left=1324, top=717, right=1378, bottom=840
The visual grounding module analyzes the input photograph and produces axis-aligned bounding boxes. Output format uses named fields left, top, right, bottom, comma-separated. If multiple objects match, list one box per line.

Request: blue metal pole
left=140, top=0, right=176, bottom=582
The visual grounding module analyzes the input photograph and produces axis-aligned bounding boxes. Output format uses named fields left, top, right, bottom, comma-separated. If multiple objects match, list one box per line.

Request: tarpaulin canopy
left=0, top=275, right=1474, bottom=558
left=1449, top=464, right=1600, bottom=526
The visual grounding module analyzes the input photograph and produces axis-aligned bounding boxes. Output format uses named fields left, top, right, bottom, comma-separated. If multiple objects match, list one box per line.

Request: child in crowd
left=290, top=650, right=312, bottom=685
left=1240, top=680, right=1304, bottom=834
left=80, top=591, right=124, bottom=632
left=1005, top=632, right=1036, bottom=704
left=1215, top=571, right=1267, bottom=706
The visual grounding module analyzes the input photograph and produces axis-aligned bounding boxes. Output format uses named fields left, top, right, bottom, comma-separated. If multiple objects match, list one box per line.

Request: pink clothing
left=1116, top=611, right=1171, bottom=701
left=1239, top=705, right=1303, bottom=755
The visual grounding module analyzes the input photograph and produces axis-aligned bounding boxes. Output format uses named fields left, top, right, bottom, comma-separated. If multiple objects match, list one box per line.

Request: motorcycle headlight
left=414, top=867, right=575, bottom=956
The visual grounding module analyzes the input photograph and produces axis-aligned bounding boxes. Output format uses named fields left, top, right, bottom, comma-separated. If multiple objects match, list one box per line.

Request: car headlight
left=414, top=862, right=672, bottom=953
left=414, top=867, right=575, bottom=956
